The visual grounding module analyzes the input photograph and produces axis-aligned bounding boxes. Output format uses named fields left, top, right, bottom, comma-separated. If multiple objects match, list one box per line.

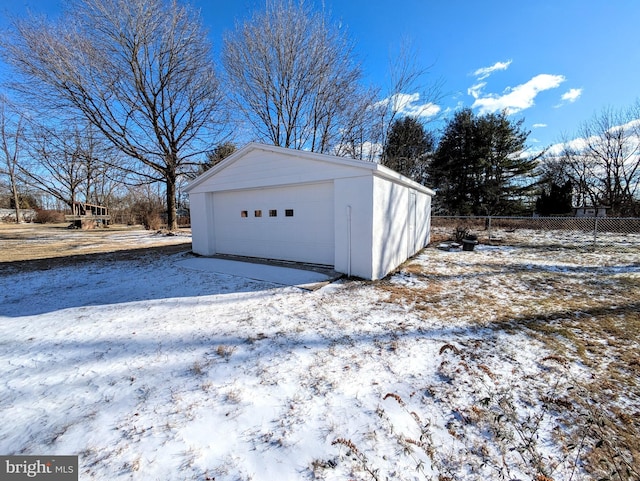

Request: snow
left=1, top=230, right=638, bottom=480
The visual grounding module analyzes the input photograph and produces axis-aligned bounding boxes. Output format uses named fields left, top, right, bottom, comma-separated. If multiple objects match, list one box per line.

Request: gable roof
left=185, top=142, right=435, bottom=195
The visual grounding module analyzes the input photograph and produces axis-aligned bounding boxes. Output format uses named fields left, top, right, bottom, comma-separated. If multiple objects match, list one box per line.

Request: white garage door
left=212, top=182, right=335, bottom=265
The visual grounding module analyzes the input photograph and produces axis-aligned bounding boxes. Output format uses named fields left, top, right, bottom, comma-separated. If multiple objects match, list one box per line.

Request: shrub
left=454, top=225, right=470, bottom=242
left=142, top=211, right=163, bottom=230
left=33, top=209, right=66, bottom=224
left=123, top=198, right=165, bottom=230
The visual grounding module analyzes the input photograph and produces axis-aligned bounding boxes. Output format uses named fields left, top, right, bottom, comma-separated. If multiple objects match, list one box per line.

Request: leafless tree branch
left=2, top=0, right=227, bottom=229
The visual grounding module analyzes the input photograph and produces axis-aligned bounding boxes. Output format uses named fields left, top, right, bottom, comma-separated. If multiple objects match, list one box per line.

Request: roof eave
left=185, top=142, right=435, bottom=196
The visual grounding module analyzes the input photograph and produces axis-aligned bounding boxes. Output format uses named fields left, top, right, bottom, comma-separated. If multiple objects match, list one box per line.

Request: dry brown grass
left=529, top=309, right=640, bottom=479
left=0, top=223, right=191, bottom=273
left=377, top=245, right=640, bottom=479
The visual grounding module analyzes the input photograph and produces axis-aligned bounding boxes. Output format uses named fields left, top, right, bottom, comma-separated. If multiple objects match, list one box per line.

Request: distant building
left=574, top=205, right=609, bottom=217
left=0, top=208, right=36, bottom=222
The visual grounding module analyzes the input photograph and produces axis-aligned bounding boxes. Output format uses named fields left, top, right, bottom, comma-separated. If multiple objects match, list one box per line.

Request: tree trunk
left=10, top=170, right=21, bottom=224
left=165, top=170, right=177, bottom=231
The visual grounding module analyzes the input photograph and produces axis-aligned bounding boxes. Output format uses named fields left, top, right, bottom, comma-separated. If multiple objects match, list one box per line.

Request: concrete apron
left=175, top=255, right=341, bottom=290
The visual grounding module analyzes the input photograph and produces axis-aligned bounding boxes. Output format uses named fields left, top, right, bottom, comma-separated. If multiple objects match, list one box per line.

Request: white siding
left=371, top=176, right=409, bottom=280
left=188, top=149, right=366, bottom=194
left=190, top=192, right=216, bottom=256
left=416, top=190, right=432, bottom=248
left=334, top=176, right=374, bottom=279
left=370, top=176, right=432, bottom=280
left=187, top=143, right=434, bottom=280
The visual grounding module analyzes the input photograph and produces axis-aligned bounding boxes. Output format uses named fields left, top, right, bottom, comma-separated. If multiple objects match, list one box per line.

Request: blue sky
left=2, top=0, right=639, bottom=151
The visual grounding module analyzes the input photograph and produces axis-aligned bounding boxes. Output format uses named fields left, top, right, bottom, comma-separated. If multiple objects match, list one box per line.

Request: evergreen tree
left=381, top=116, right=434, bottom=184
left=429, top=109, right=476, bottom=214
left=535, top=180, right=573, bottom=215
left=430, top=108, right=538, bottom=215
left=198, top=142, right=237, bottom=174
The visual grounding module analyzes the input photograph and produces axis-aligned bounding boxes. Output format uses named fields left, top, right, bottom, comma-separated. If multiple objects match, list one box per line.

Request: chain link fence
left=431, top=216, right=640, bottom=252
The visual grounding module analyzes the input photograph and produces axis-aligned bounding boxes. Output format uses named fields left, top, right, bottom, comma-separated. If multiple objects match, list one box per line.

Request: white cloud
left=467, top=82, right=486, bottom=99
left=532, top=123, right=547, bottom=128
left=618, top=118, right=640, bottom=131
left=546, top=119, right=640, bottom=156
left=377, top=93, right=441, bottom=118
left=561, top=88, right=583, bottom=103
left=546, top=136, right=589, bottom=156
left=473, top=60, right=512, bottom=80
left=471, top=74, right=566, bottom=115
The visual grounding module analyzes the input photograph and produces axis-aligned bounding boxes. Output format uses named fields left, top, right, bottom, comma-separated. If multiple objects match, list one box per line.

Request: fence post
left=593, top=217, right=598, bottom=249
left=488, top=216, right=492, bottom=242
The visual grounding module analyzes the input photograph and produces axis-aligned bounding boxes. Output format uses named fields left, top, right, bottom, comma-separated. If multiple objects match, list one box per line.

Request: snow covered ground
left=1, top=230, right=638, bottom=480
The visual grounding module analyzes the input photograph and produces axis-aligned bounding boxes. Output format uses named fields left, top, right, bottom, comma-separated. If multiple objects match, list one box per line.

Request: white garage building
left=186, top=143, right=434, bottom=280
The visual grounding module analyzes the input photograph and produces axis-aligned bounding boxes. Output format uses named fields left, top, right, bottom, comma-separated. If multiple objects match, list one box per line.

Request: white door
left=212, top=182, right=335, bottom=265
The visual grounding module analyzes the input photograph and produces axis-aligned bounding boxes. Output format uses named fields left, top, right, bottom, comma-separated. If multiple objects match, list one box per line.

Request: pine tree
left=382, top=117, right=435, bottom=184
left=430, top=108, right=538, bottom=215
left=536, top=180, right=573, bottom=215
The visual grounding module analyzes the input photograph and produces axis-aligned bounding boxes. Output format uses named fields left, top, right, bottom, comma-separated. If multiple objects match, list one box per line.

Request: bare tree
left=222, top=0, right=369, bottom=155
left=375, top=40, right=443, bottom=162
left=555, top=103, right=640, bottom=215
left=72, top=123, right=126, bottom=208
left=5, top=115, right=124, bottom=218
left=550, top=137, right=597, bottom=209
left=329, top=86, right=381, bottom=161
left=20, top=123, right=94, bottom=210
left=0, top=96, right=24, bottom=223
left=335, top=40, right=443, bottom=162
left=2, top=0, right=226, bottom=230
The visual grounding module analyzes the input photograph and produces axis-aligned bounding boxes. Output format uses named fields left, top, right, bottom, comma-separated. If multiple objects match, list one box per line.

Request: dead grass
left=377, top=245, right=640, bottom=480
left=0, top=223, right=191, bottom=274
